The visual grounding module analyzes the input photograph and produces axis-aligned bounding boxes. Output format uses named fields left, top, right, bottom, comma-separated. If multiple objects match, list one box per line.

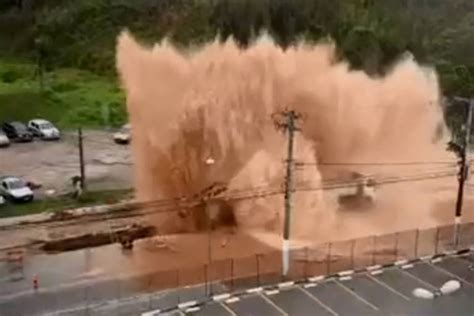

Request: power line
left=0, top=168, right=461, bottom=234
left=296, top=161, right=458, bottom=167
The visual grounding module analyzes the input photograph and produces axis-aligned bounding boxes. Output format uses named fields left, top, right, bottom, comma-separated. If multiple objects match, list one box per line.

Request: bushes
left=0, top=66, right=26, bottom=83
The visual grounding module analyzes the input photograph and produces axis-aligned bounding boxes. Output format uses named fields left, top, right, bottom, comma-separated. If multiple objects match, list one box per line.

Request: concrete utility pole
left=273, top=110, right=301, bottom=276
left=453, top=97, right=473, bottom=246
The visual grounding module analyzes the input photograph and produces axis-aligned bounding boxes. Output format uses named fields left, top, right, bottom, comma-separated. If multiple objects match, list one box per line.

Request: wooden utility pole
left=273, top=110, right=301, bottom=276
left=78, top=127, right=86, bottom=191
left=453, top=97, right=473, bottom=246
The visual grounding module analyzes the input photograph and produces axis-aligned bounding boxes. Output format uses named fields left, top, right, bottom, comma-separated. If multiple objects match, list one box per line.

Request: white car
left=28, top=119, right=61, bottom=140
left=113, top=123, right=131, bottom=144
left=0, top=176, right=34, bottom=203
left=0, top=130, right=10, bottom=147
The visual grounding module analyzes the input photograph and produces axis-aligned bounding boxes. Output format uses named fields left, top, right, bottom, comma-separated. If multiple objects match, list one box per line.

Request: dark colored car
left=2, top=121, right=33, bottom=142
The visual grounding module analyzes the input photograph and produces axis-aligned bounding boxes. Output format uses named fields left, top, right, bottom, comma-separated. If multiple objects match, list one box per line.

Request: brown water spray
left=116, top=31, right=453, bottom=241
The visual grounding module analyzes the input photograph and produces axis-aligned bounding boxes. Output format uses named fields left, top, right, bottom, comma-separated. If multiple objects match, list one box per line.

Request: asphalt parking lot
left=0, top=130, right=132, bottom=197
left=155, top=250, right=474, bottom=316
left=1, top=247, right=472, bottom=315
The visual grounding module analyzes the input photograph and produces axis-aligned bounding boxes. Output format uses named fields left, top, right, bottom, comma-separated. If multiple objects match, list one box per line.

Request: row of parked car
left=0, top=119, right=61, bottom=147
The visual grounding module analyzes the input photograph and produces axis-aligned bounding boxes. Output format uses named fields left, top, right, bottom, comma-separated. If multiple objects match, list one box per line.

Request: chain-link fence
left=3, top=221, right=469, bottom=316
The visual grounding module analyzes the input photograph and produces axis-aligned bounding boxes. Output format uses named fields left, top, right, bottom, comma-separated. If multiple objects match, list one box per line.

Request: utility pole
left=453, top=97, right=473, bottom=246
left=273, top=110, right=301, bottom=276
left=78, top=127, right=86, bottom=191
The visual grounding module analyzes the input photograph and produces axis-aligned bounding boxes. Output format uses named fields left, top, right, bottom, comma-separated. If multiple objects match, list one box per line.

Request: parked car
left=28, top=119, right=61, bottom=140
left=0, top=176, right=34, bottom=203
left=2, top=121, right=33, bottom=142
left=113, top=123, right=131, bottom=144
left=0, top=195, right=4, bottom=206
left=0, top=129, right=10, bottom=147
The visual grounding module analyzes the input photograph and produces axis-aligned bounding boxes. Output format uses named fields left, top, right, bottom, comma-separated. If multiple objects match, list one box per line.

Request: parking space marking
left=335, top=280, right=379, bottom=311
left=298, top=286, right=339, bottom=316
left=366, top=274, right=410, bottom=301
left=429, top=261, right=474, bottom=286
left=258, top=293, right=288, bottom=316
left=220, top=302, right=237, bottom=316
left=398, top=267, right=438, bottom=291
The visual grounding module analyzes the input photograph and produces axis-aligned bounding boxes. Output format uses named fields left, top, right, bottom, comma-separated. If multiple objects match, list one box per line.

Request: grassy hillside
left=0, top=0, right=472, bottom=130
left=0, top=61, right=126, bottom=128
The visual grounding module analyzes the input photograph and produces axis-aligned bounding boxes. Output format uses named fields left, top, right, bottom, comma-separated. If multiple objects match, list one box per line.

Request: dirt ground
left=0, top=130, right=132, bottom=197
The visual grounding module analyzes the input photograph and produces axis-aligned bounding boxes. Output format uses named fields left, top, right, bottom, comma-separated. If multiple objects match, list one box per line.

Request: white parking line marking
left=185, top=306, right=200, bottom=313
left=395, top=259, right=408, bottom=266
left=370, top=270, right=383, bottom=276
left=265, top=289, right=280, bottom=295
left=308, top=275, right=325, bottom=282
left=278, top=281, right=294, bottom=289
left=220, top=302, right=237, bottom=316
left=246, top=287, right=263, bottom=294
left=141, top=310, right=161, bottom=316
left=402, top=264, right=414, bottom=270
left=303, top=283, right=317, bottom=288
left=367, top=274, right=410, bottom=301
left=367, top=265, right=382, bottom=271
left=338, top=270, right=354, bottom=276
left=336, top=281, right=379, bottom=311
left=213, top=293, right=231, bottom=302
left=225, top=297, right=240, bottom=304
left=428, top=261, right=474, bottom=286
left=431, top=258, right=443, bottom=263
left=178, top=301, right=197, bottom=309
left=399, top=268, right=438, bottom=291
left=298, top=286, right=339, bottom=316
left=259, top=292, right=288, bottom=315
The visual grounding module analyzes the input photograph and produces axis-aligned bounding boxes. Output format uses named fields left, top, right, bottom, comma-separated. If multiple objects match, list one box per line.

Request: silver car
left=28, top=119, right=61, bottom=140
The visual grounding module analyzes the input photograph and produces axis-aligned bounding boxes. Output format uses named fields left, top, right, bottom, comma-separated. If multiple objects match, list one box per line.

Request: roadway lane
left=304, top=280, right=378, bottom=316
left=267, top=287, right=334, bottom=316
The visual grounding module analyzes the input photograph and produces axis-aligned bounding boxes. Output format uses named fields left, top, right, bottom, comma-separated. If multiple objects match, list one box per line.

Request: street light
left=204, top=157, right=214, bottom=296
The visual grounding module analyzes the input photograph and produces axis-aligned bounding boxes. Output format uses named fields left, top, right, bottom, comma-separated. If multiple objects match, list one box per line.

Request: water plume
left=116, top=31, right=452, bottom=241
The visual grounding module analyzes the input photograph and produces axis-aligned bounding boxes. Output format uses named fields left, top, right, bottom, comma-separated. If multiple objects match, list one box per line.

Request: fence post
left=350, top=239, right=356, bottom=270
left=394, top=232, right=399, bottom=261
left=256, top=254, right=261, bottom=286
left=435, top=227, right=440, bottom=254
left=304, top=246, right=309, bottom=279
left=205, top=263, right=210, bottom=297
left=148, top=281, right=153, bottom=309
left=414, top=229, right=420, bottom=258
left=326, top=243, right=332, bottom=275
left=372, top=235, right=377, bottom=266
left=230, top=258, right=234, bottom=292
left=176, top=269, right=180, bottom=303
